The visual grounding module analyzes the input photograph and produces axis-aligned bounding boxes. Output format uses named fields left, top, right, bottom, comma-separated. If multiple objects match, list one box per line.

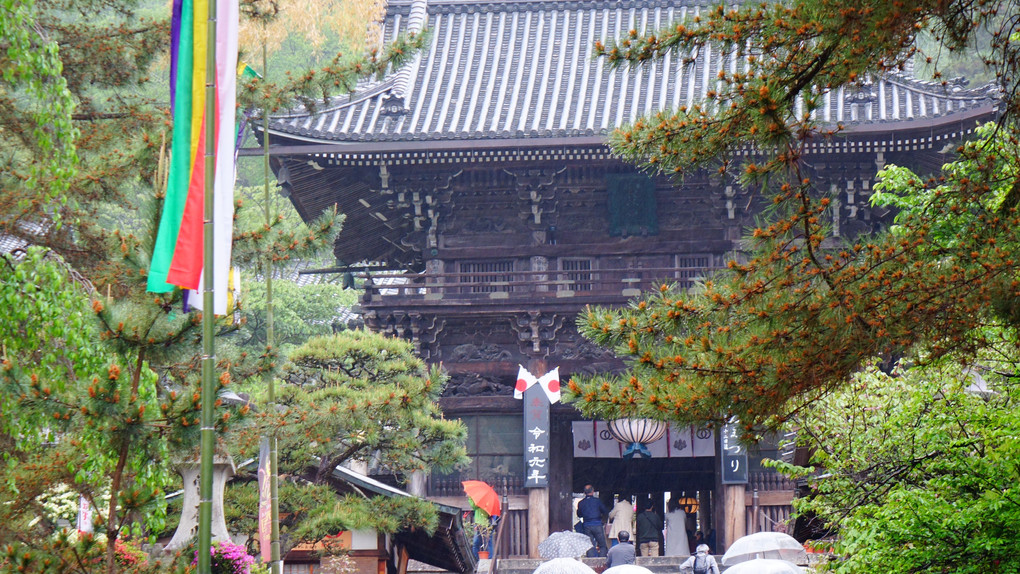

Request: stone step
left=492, top=555, right=712, bottom=574
left=488, top=555, right=821, bottom=574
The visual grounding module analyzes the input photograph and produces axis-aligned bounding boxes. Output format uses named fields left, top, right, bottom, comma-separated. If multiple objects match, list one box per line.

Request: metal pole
left=198, top=0, right=218, bottom=570
left=751, top=489, right=760, bottom=534
left=262, top=38, right=283, bottom=574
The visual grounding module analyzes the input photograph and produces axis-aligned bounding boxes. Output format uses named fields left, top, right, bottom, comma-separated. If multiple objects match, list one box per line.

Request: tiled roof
left=268, top=0, right=998, bottom=144
left=0, top=234, right=28, bottom=256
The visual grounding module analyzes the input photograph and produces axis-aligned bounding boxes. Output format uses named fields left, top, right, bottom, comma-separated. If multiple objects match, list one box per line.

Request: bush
left=193, top=541, right=256, bottom=574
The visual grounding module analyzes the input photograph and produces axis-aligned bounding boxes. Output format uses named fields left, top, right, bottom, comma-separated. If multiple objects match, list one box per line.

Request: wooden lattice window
left=560, top=258, right=595, bottom=291
left=676, top=255, right=710, bottom=289
left=607, top=174, right=659, bottom=236
left=428, top=415, right=525, bottom=495
left=459, top=260, right=514, bottom=293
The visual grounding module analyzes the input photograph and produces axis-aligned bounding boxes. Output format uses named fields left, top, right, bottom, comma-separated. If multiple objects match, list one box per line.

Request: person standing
left=577, top=484, right=610, bottom=557
left=605, top=531, right=636, bottom=568
left=608, top=495, right=634, bottom=547
left=469, top=504, right=494, bottom=559
left=693, top=530, right=705, bottom=550
left=664, top=497, right=691, bottom=557
left=635, top=500, right=663, bottom=557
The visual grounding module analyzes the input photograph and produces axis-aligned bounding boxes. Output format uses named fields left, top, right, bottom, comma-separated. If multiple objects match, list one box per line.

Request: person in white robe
left=664, top=497, right=691, bottom=557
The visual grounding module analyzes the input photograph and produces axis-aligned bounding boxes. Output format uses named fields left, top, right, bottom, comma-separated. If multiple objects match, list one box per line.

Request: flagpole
left=262, top=37, right=283, bottom=574
left=198, top=0, right=218, bottom=569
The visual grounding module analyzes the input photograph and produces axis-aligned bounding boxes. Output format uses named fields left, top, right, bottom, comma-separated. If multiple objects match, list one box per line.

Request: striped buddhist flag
left=149, top=0, right=239, bottom=315
left=239, top=62, right=261, bottom=80
left=148, top=0, right=194, bottom=295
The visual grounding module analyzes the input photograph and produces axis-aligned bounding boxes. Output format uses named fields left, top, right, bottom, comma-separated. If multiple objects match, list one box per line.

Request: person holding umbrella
left=470, top=501, right=497, bottom=559
left=576, top=484, right=610, bottom=557
left=462, top=480, right=501, bottom=559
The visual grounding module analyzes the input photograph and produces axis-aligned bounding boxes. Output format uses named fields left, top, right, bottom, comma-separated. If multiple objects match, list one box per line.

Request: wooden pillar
left=528, top=488, right=550, bottom=558
left=697, top=489, right=711, bottom=541
left=721, top=484, right=746, bottom=551
left=550, top=415, right=575, bottom=533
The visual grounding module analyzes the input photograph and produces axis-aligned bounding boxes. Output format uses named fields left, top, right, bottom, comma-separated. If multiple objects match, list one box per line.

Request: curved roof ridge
left=390, top=0, right=429, bottom=102
left=270, top=78, right=399, bottom=120
left=881, top=71, right=999, bottom=100
left=271, top=0, right=428, bottom=121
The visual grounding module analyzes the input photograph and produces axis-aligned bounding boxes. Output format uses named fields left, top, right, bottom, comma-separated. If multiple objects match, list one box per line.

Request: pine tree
left=228, top=330, right=469, bottom=554
left=565, top=0, right=1020, bottom=434
left=1, top=0, right=429, bottom=571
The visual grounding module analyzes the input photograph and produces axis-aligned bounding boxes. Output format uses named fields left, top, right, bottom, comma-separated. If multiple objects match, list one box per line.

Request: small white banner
left=667, top=426, right=694, bottom=457
left=573, top=420, right=596, bottom=457
left=692, top=426, right=716, bottom=457
left=594, top=421, right=621, bottom=458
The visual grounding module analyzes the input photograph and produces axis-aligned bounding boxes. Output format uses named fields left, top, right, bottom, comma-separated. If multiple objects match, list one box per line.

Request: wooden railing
left=362, top=267, right=712, bottom=303
left=427, top=474, right=527, bottom=497
left=745, top=471, right=797, bottom=493
left=745, top=471, right=796, bottom=535
left=493, top=509, right=529, bottom=561
left=746, top=502, right=794, bottom=535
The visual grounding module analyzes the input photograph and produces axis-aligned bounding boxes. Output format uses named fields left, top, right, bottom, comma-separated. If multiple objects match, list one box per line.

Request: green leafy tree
left=237, top=0, right=425, bottom=114
left=229, top=183, right=356, bottom=354
left=564, top=0, right=1020, bottom=434
left=564, top=5, right=1020, bottom=568
left=0, top=248, right=250, bottom=574
left=0, top=0, right=78, bottom=211
left=239, top=279, right=358, bottom=351
left=739, top=124, right=1020, bottom=573
left=773, top=354, right=1020, bottom=574
left=230, top=330, right=468, bottom=552
left=0, top=0, right=425, bottom=571
left=0, top=0, right=167, bottom=279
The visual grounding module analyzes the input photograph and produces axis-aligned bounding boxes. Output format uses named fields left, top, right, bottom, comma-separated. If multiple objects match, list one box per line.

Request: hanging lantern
left=676, top=496, right=699, bottom=514
left=607, top=418, right=667, bottom=459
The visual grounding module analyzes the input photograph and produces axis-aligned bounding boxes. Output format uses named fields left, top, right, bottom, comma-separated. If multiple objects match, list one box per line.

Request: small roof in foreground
left=328, top=465, right=476, bottom=573
left=267, top=0, right=998, bottom=147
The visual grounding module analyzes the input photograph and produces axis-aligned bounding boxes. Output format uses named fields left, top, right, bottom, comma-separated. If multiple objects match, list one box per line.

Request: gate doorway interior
left=571, top=456, right=717, bottom=555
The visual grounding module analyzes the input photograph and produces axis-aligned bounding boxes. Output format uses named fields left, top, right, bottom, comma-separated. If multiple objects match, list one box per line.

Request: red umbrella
left=462, top=480, right=501, bottom=517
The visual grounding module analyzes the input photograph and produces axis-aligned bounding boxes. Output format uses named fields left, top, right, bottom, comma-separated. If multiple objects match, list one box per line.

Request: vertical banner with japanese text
left=258, top=437, right=272, bottom=561
left=77, top=496, right=93, bottom=533
left=523, top=384, right=550, bottom=487
left=516, top=365, right=559, bottom=488
left=720, top=421, right=749, bottom=484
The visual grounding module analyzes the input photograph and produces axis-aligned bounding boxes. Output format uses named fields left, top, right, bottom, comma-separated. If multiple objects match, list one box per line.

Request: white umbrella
left=604, top=565, right=653, bottom=574
left=532, top=558, right=598, bottom=574
left=538, top=531, right=594, bottom=559
left=721, top=532, right=808, bottom=566
left=720, top=558, right=803, bottom=574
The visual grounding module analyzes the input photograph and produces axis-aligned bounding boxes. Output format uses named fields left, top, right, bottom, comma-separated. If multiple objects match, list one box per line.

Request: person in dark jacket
left=606, top=531, right=636, bottom=568
left=635, top=500, right=663, bottom=557
left=576, top=484, right=610, bottom=557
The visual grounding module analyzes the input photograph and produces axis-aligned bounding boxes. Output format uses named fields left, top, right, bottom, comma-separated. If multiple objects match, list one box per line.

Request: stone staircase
left=489, top=556, right=704, bottom=574
left=484, top=555, right=821, bottom=574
